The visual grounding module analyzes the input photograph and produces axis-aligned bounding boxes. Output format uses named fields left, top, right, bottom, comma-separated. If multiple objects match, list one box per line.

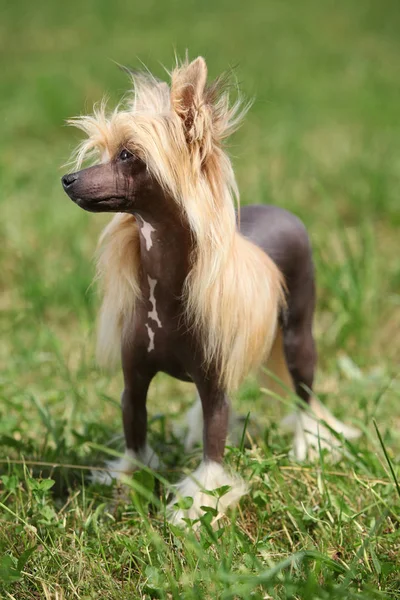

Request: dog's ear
left=171, top=57, right=210, bottom=145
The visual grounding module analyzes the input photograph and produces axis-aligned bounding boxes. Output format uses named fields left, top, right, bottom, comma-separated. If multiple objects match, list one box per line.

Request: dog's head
left=62, top=57, right=247, bottom=219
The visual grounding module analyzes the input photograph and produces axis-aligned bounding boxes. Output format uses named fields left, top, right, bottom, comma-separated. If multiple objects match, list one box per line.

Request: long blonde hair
left=70, top=57, right=285, bottom=392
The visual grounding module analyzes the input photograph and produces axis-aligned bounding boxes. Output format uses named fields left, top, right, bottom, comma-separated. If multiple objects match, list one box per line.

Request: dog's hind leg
left=280, top=272, right=360, bottom=460
left=282, top=277, right=317, bottom=409
left=183, top=393, right=203, bottom=451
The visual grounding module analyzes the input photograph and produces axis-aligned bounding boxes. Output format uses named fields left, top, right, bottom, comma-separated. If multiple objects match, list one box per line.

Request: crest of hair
left=70, top=56, right=286, bottom=390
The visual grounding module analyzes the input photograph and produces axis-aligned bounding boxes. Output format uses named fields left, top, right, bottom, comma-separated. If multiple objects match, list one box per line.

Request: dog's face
left=63, top=56, right=242, bottom=218
left=62, top=149, right=162, bottom=213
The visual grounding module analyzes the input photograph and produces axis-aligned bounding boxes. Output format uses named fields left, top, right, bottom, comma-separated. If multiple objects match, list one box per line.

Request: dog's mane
left=70, top=58, right=285, bottom=391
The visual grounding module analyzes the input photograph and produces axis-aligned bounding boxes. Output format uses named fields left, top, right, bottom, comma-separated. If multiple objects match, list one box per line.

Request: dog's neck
left=133, top=206, right=192, bottom=297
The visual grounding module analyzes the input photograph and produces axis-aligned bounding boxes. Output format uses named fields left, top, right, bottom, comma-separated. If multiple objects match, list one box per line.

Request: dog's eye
left=119, top=149, right=133, bottom=161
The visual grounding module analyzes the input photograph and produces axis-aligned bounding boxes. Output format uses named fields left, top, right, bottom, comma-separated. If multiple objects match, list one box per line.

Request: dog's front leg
left=199, top=382, right=229, bottom=464
left=169, top=378, right=247, bottom=526
left=92, top=347, right=158, bottom=484
left=121, top=372, right=159, bottom=468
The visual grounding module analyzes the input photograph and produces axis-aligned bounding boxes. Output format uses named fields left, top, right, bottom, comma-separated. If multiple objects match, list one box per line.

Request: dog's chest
left=132, top=285, right=195, bottom=382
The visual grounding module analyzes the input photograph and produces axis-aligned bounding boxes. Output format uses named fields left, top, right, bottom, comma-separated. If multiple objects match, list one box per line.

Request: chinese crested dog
left=62, top=56, right=360, bottom=525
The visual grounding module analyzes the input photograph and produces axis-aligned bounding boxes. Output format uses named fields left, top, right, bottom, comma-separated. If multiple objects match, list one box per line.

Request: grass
left=0, top=0, right=399, bottom=597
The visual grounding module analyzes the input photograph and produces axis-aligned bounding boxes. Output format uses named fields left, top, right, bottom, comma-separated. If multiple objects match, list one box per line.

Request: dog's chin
left=73, top=196, right=128, bottom=213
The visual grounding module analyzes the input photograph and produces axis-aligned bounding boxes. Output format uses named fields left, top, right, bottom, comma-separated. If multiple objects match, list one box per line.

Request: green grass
left=1, top=0, right=399, bottom=597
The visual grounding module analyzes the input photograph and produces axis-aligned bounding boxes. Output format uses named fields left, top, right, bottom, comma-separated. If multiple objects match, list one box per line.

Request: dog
left=62, top=56, right=360, bottom=525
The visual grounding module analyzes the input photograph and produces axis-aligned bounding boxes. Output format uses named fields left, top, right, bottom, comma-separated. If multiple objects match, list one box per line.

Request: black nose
left=62, top=173, right=78, bottom=189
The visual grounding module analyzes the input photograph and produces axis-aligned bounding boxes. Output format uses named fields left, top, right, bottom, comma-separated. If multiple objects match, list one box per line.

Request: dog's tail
left=95, top=214, right=141, bottom=368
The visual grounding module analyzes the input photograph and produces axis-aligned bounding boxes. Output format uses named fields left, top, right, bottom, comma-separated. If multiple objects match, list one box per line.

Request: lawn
left=0, top=0, right=399, bottom=597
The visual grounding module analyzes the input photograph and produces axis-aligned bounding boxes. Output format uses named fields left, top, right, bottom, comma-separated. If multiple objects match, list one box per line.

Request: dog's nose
left=62, top=173, right=78, bottom=189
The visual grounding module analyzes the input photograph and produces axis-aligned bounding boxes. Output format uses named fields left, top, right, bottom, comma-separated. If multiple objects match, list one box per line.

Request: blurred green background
left=1, top=0, right=398, bottom=407
left=0, top=0, right=399, bottom=597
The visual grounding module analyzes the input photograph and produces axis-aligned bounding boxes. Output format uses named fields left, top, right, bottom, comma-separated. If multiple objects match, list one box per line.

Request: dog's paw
left=282, top=398, right=361, bottom=462
left=90, top=446, right=160, bottom=485
left=167, top=460, right=248, bottom=528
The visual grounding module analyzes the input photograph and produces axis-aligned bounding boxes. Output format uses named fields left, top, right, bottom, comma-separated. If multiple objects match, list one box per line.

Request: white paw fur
left=281, top=397, right=361, bottom=461
left=91, top=445, right=160, bottom=485
left=168, top=460, right=248, bottom=527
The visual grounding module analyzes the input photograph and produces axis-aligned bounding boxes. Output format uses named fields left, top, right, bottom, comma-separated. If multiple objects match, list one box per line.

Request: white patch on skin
left=281, top=397, right=361, bottom=462
left=145, top=323, right=155, bottom=352
left=147, top=276, right=162, bottom=328
left=168, top=460, right=248, bottom=528
left=138, top=217, right=156, bottom=251
left=91, top=445, right=160, bottom=485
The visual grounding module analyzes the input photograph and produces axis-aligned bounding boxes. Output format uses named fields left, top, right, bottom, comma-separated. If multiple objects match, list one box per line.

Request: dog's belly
left=161, top=365, right=193, bottom=383
left=148, top=340, right=194, bottom=382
